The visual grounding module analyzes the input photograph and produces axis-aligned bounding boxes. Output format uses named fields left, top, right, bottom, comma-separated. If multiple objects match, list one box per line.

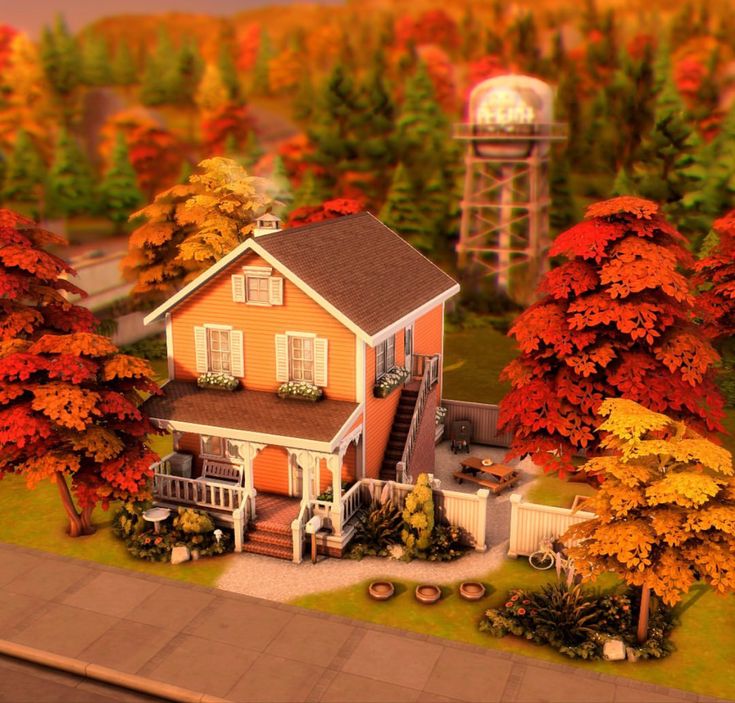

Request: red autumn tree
left=286, top=198, right=364, bottom=228
left=127, top=124, right=184, bottom=201
left=0, top=24, right=18, bottom=72
left=395, top=11, right=459, bottom=52
left=417, top=45, right=456, bottom=113
left=277, top=134, right=323, bottom=188
left=498, top=196, right=724, bottom=476
left=694, top=211, right=735, bottom=339
left=0, top=209, right=160, bottom=537
left=201, top=103, right=252, bottom=155
left=236, top=23, right=260, bottom=72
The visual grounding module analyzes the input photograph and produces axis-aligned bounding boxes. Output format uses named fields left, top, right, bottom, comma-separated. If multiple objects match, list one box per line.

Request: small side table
left=142, top=507, right=171, bottom=533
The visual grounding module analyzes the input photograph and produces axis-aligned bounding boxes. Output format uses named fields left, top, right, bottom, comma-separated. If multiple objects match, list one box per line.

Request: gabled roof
left=144, top=212, right=459, bottom=344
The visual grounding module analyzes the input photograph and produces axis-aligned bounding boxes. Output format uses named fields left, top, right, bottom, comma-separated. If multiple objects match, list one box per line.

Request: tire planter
left=459, top=582, right=486, bottom=601
left=415, top=584, right=441, bottom=604
left=368, top=581, right=395, bottom=601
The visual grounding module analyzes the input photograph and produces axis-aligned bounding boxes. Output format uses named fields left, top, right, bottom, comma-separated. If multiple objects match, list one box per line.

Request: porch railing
left=291, top=502, right=310, bottom=564
left=398, top=353, right=439, bottom=482
left=340, top=480, right=362, bottom=527
left=411, top=353, right=439, bottom=385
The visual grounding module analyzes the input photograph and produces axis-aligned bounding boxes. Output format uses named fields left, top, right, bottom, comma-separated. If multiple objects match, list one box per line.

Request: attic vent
left=253, top=212, right=282, bottom=237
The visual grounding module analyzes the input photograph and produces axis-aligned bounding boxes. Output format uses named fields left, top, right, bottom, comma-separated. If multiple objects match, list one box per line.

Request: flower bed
left=197, top=372, right=239, bottom=391
left=479, top=582, right=675, bottom=661
left=373, top=366, right=409, bottom=398
left=113, top=503, right=232, bottom=562
left=277, top=381, right=323, bottom=401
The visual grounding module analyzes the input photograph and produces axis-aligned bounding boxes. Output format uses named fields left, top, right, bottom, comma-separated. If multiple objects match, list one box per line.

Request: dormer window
left=231, top=266, right=283, bottom=305
left=246, top=273, right=270, bottom=303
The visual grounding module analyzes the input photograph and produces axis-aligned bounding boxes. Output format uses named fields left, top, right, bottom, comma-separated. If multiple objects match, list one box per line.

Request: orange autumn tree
left=498, top=196, right=724, bottom=476
left=563, top=398, right=735, bottom=643
left=122, top=157, right=273, bottom=302
left=0, top=210, right=160, bottom=537
left=286, top=198, right=364, bottom=228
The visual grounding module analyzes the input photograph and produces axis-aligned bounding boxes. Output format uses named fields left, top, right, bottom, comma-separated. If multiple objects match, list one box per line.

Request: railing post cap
left=509, top=493, right=522, bottom=503
left=476, top=489, right=490, bottom=498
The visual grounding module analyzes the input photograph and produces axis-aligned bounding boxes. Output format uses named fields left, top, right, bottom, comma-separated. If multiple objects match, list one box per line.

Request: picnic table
left=453, top=456, right=520, bottom=495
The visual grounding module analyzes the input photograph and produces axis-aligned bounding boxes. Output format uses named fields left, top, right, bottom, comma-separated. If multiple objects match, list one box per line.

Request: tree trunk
left=80, top=505, right=96, bottom=535
left=54, top=472, right=83, bottom=538
left=637, top=584, right=651, bottom=643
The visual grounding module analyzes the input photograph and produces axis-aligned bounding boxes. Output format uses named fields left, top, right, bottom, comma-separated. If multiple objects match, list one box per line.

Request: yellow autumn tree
left=0, top=33, right=55, bottom=156
left=563, top=398, right=735, bottom=643
left=268, top=48, right=303, bottom=93
left=122, top=157, right=274, bottom=301
left=195, top=63, right=230, bottom=115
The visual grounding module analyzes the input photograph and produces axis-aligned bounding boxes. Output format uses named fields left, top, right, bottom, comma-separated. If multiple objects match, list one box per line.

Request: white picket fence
left=507, top=493, right=596, bottom=558
left=360, top=478, right=489, bottom=551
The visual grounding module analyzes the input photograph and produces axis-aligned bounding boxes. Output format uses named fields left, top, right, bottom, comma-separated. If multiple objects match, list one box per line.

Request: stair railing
left=290, top=502, right=310, bottom=564
left=397, top=354, right=438, bottom=481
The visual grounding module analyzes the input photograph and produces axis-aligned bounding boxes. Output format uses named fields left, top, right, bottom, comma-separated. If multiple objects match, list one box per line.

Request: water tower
left=454, top=75, right=566, bottom=297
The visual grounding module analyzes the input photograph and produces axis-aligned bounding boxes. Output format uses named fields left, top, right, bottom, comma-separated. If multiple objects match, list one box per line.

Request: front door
left=404, top=324, right=414, bottom=377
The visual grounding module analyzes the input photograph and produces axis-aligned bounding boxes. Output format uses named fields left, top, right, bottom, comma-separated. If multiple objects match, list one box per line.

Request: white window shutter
left=275, top=334, right=288, bottom=382
left=194, top=326, right=208, bottom=373
left=314, top=338, right=328, bottom=387
left=231, top=275, right=245, bottom=303
left=268, top=277, right=283, bottom=305
left=230, top=330, right=244, bottom=377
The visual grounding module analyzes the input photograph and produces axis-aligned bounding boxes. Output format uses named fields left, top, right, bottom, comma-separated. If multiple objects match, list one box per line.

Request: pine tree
left=2, top=129, right=45, bottom=206
left=251, top=29, right=272, bottom=95
left=218, top=43, right=241, bottom=103
left=39, top=15, right=81, bottom=125
left=291, top=169, right=328, bottom=210
left=307, top=64, right=363, bottom=187
left=47, top=130, right=94, bottom=218
left=292, top=70, right=315, bottom=123
left=243, top=130, right=264, bottom=168
left=550, top=148, right=577, bottom=235
left=139, top=28, right=178, bottom=106
left=172, top=40, right=204, bottom=106
left=112, top=40, right=137, bottom=87
left=268, top=154, right=293, bottom=212
left=195, top=63, right=229, bottom=114
left=379, top=163, right=430, bottom=246
left=81, top=33, right=111, bottom=86
left=99, top=132, right=144, bottom=231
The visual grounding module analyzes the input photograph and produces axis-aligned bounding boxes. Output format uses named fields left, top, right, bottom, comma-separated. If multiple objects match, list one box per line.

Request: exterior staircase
left=379, top=387, right=419, bottom=481
left=244, top=519, right=294, bottom=560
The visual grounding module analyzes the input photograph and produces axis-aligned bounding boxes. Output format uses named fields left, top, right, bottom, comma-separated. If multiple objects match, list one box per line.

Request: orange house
left=141, top=212, right=459, bottom=560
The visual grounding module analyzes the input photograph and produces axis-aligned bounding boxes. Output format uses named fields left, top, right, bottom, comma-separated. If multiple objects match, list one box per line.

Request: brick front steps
left=244, top=520, right=293, bottom=560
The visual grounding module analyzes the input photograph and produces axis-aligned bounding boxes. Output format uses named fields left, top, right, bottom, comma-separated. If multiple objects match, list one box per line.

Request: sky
left=4, top=0, right=342, bottom=36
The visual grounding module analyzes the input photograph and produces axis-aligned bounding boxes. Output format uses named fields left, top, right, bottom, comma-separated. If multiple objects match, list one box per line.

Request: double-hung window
left=289, top=336, right=314, bottom=383
left=375, top=334, right=396, bottom=379
left=207, top=328, right=231, bottom=374
left=246, top=274, right=270, bottom=304
left=200, top=436, right=241, bottom=461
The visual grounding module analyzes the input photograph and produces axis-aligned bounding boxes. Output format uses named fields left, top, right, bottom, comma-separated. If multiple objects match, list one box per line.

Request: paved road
left=0, top=654, right=166, bottom=703
left=0, top=543, right=730, bottom=703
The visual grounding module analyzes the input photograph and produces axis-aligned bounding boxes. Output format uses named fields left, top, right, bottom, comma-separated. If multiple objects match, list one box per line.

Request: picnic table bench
left=453, top=456, right=520, bottom=495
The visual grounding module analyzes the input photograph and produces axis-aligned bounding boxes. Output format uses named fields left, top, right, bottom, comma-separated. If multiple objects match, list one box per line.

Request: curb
left=0, top=640, right=231, bottom=703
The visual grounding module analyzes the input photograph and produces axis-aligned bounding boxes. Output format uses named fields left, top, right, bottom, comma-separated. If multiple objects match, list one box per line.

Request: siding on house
left=413, top=302, right=444, bottom=409
left=316, top=443, right=357, bottom=492
left=253, top=445, right=290, bottom=495
left=363, top=329, right=406, bottom=478
left=170, top=251, right=357, bottom=402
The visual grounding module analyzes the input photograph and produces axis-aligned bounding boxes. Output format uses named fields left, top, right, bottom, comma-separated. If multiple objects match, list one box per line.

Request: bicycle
left=528, top=537, right=572, bottom=571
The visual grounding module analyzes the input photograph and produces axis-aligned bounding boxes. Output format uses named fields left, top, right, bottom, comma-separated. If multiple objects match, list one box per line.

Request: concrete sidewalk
left=0, top=543, right=729, bottom=703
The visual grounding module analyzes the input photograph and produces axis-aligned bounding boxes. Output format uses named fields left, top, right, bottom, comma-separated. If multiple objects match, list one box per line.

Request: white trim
left=329, top=403, right=365, bottom=452
left=151, top=418, right=336, bottom=452
left=242, top=265, right=272, bottom=275
left=165, top=313, right=174, bottom=380
left=285, top=330, right=317, bottom=338
left=143, top=228, right=459, bottom=346
left=440, top=301, right=446, bottom=401
left=203, top=323, right=233, bottom=330
left=361, top=414, right=366, bottom=479
left=370, top=287, right=459, bottom=346
left=355, top=339, right=364, bottom=403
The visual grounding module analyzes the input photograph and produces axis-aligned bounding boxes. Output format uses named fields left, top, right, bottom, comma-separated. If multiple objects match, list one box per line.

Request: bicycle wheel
left=529, top=551, right=555, bottom=570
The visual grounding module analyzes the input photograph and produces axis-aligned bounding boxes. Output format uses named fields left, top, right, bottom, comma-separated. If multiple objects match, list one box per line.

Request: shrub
left=173, top=507, right=215, bottom=534
left=278, top=380, right=323, bottom=400
left=120, top=334, right=167, bottom=360
left=479, top=583, right=676, bottom=660
left=348, top=500, right=404, bottom=560
left=401, top=473, right=434, bottom=558
left=426, top=523, right=473, bottom=561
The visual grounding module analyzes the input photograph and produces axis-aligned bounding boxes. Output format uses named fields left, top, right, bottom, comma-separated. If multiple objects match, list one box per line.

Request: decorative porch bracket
left=229, top=440, right=265, bottom=520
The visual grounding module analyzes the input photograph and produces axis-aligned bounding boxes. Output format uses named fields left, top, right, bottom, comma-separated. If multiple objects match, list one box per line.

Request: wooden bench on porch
left=198, top=459, right=244, bottom=486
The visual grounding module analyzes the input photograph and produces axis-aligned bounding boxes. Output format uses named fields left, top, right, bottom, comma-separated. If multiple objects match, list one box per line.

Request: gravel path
left=217, top=443, right=541, bottom=603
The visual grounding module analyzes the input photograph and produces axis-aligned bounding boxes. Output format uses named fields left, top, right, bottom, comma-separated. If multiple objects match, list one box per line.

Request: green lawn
left=290, top=559, right=735, bottom=701
left=0, top=473, right=231, bottom=588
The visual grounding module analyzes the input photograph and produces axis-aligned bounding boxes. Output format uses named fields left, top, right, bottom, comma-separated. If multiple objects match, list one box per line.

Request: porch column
left=231, top=441, right=265, bottom=521
left=324, top=452, right=343, bottom=536
left=294, top=450, right=316, bottom=506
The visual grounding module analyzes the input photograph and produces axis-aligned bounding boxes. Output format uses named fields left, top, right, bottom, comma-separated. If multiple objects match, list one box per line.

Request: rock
left=625, top=646, right=640, bottom=663
left=603, top=639, right=626, bottom=661
left=190, top=549, right=200, bottom=561
left=171, top=545, right=190, bottom=565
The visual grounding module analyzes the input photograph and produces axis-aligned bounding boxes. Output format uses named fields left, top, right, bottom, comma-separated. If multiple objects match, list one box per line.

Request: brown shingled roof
left=142, top=381, right=358, bottom=444
left=256, top=212, right=458, bottom=336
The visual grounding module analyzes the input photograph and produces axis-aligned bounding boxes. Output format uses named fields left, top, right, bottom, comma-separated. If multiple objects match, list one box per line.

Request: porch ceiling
left=142, top=380, right=359, bottom=444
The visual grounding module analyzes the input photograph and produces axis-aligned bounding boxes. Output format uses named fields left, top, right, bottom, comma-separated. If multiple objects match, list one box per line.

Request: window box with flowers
left=197, top=372, right=240, bottom=391
left=373, top=366, right=409, bottom=398
left=277, top=381, right=324, bottom=402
